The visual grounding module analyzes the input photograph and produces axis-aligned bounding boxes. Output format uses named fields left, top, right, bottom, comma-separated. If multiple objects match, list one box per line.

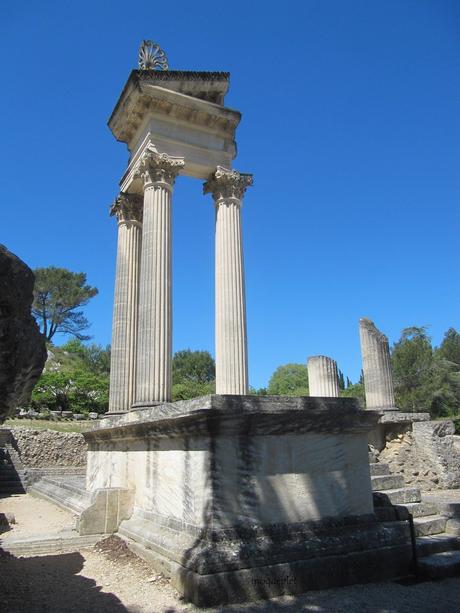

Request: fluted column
left=307, top=355, right=340, bottom=397
left=359, top=318, right=396, bottom=410
left=204, top=167, right=252, bottom=395
left=134, top=149, right=184, bottom=406
left=107, top=193, right=143, bottom=413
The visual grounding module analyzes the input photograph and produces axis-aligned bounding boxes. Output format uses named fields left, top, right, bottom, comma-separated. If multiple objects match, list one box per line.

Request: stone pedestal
left=307, top=355, right=339, bottom=397
left=204, top=167, right=252, bottom=395
left=84, top=395, right=412, bottom=606
left=134, top=148, right=184, bottom=406
left=359, top=318, right=396, bottom=411
left=108, top=193, right=143, bottom=414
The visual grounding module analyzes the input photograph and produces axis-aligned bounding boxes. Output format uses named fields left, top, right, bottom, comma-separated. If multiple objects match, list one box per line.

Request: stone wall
left=379, top=419, right=460, bottom=490
left=8, top=427, right=87, bottom=468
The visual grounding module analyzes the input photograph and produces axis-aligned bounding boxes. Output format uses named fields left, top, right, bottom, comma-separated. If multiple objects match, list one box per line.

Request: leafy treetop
left=33, top=267, right=98, bottom=341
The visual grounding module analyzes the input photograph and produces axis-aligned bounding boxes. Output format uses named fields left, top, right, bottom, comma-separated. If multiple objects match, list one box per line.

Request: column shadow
left=0, top=546, right=131, bottom=613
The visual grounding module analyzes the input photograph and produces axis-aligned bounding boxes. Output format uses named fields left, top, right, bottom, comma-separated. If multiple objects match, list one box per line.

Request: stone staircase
left=0, top=430, right=26, bottom=496
left=370, top=454, right=460, bottom=579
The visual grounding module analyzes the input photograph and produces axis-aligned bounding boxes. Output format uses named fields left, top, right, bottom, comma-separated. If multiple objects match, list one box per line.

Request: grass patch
left=4, top=418, right=94, bottom=433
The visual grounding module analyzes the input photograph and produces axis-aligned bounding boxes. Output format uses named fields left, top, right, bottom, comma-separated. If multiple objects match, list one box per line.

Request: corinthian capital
left=135, top=146, right=185, bottom=188
left=110, top=192, right=143, bottom=225
left=204, top=166, right=253, bottom=203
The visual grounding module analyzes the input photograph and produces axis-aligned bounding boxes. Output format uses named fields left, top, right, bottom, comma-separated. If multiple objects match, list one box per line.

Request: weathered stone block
left=78, top=488, right=134, bottom=535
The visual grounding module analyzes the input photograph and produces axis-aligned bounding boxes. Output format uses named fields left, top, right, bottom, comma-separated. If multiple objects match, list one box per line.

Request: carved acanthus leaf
left=135, top=147, right=185, bottom=187
left=110, top=193, right=143, bottom=224
left=204, top=166, right=253, bottom=202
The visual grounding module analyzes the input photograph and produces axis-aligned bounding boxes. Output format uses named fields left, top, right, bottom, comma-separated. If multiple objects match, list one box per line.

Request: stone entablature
left=108, top=70, right=240, bottom=179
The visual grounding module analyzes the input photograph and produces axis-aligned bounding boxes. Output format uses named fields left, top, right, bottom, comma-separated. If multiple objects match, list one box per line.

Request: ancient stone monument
left=0, top=245, right=46, bottom=422
left=359, top=318, right=396, bottom=411
left=29, top=44, right=418, bottom=606
left=307, top=355, right=339, bottom=397
left=106, top=42, right=250, bottom=412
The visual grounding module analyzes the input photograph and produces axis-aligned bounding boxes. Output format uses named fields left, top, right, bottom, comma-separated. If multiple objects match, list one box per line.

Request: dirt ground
left=1, top=494, right=460, bottom=612
left=0, top=493, right=75, bottom=538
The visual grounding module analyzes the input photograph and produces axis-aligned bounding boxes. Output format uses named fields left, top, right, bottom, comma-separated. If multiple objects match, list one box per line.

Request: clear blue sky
left=1, top=1, right=459, bottom=389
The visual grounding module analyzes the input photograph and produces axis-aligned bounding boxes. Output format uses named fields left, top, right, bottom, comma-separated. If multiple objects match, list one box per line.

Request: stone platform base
left=82, top=395, right=415, bottom=606
left=119, top=514, right=412, bottom=606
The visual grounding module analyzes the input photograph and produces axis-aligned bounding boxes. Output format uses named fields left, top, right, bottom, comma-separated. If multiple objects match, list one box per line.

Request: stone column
left=359, top=318, right=396, bottom=410
left=107, top=193, right=143, bottom=414
left=134, top=149, right=185, bottom=406
left=307, top=356, right=340, bottom=397
left=204, top=167, right=253, bottom=395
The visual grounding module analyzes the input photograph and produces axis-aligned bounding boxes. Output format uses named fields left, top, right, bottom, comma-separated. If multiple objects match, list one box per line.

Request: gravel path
left=1, top=494, right=460, bottom=612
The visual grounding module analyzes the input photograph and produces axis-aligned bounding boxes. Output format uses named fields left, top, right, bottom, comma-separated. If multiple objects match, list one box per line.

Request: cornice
left=108, top=72, right=241, bottom=147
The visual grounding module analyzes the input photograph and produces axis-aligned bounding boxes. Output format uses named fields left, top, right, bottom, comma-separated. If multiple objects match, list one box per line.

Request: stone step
left=397, top=502, right=439, bottom=519
left=30, top=478, right=92, bottom=516
left=418, top=550, right=460, bottom=579
left=373, top=487, right=421, bottom=506
left=413, top=515, right=446, bottom=537
left=369, top=463, right=390, bottom=476
left=374, top=506, right=408, bottom=522
left=416, top=534, right=460, bottom=557
left=371, top=474, right=405, bottom=491
left=445, top=519, right=460, bottom=536
left=41, top=476, right=87, bottom=498
left=1, top=530, right=102, bottom=556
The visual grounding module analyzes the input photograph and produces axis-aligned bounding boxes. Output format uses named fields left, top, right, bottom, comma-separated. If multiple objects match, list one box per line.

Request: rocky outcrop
left=0, top=245, right=46, bottom=422
left=7, top=427, right=87, bottom=468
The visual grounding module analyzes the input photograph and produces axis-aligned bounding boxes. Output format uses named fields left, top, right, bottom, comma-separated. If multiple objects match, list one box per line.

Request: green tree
left=60, top=339, right=111, bottom=375
left=338, top=369, right=345, bottom=390
left=31, top=368, right=109, bottom=415
left=267, top=363, right=309, bottom=396
left=437, top=328, right=460, bottom=367
left=172, top=350, right=215, bottom=385
left=171, top=349, right=216, bottom=401
left=340, top=381, right=365, bottom=406
left=391, top=326, right=434, bottom=412
left=32, top=267, right=98, bottom=341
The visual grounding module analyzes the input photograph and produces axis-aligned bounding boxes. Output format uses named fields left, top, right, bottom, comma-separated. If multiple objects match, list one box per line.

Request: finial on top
left=138, top=40, right=169, bottom=71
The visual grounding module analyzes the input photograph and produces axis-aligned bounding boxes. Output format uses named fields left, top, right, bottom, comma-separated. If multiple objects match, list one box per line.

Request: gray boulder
left=0, top=245, right=47, bottom=422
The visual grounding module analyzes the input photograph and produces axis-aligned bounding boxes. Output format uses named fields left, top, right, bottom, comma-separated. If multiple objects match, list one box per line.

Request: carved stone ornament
left=204, top=166, right=253, bottom=202
left=138, top=40, right=169, bottom=71
left=135, top=147, right=185, bottom=187
left=110, top=193, right=143, bottom=225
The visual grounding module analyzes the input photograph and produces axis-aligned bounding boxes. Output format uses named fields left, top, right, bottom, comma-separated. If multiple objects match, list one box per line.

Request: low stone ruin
left=379, top=420, right=460, bottom=490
